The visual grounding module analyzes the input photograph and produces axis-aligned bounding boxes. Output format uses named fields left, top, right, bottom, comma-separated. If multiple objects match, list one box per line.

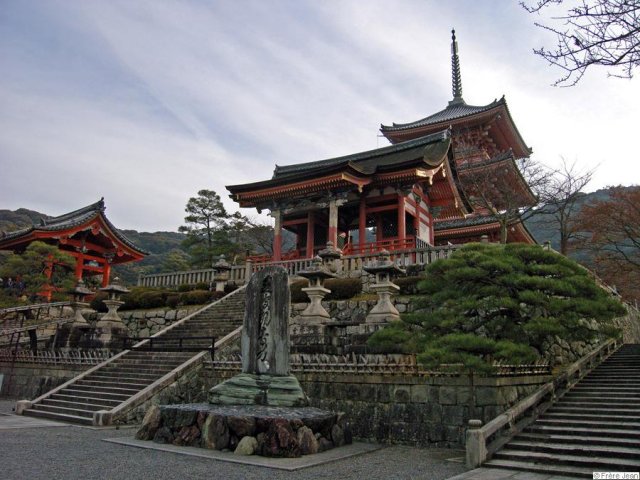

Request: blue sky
left=0, top=1, right=638, bottom=231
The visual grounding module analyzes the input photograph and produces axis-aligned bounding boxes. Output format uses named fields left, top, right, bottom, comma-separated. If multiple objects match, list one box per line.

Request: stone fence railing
left=465, top=338, right=618, bottom=468
left=212, top=352, right=552, bottom=377
left=138, top=244, right=460, bottom=288
left=0, top=348, right=115, bottom=366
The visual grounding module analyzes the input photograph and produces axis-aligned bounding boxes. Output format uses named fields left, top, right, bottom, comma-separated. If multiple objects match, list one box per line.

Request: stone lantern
left=212, top=255, right=232, bottom=292
left=296, top=256, right=337, bottom=324
left=99, top=277, right=129, bottom=325
left=318, top=241, right=342, bottom=274
left=363, top=249, right=405, bottom=323
left=69, top=279, right=93, bottom=325
left=97, top=277, right=130, bottom=346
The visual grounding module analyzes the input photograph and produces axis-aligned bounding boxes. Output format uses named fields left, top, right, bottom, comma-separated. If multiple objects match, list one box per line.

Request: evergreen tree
left=178, top=190, right=249, bottom=267
left=0, top=241, right=75, bottom=305
left=368, top=243, right=624, bottom=372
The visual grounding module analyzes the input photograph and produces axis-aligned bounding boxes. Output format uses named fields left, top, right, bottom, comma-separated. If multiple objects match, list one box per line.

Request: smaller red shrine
left=0, top=199, right=147, bottom=298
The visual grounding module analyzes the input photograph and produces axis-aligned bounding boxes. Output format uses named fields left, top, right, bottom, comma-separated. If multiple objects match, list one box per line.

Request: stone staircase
left=20, top=288, right=246, bottom=425
left=485, top=343, right=640, bottom=477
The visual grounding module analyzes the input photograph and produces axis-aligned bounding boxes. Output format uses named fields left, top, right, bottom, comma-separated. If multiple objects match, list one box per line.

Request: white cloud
left=0, top=0, right=637, bottom=232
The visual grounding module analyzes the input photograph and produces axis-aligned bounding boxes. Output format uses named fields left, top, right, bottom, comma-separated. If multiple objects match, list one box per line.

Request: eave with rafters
left=0, top=198, right=147, bottom=290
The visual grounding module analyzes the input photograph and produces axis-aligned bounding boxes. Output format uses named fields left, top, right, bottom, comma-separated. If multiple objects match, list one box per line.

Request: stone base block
left=209, top=373, right=309, bottom=407
left=136, top=403, right=352, bottom=458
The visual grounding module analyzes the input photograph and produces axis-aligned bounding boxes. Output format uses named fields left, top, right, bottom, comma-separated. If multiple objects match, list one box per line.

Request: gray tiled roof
left=273, top=129, right=450, bottom=179
left=434, top=215, right=499, bottom=231
left=380, top=97, right=504, bottom=132
left=0, top=199, right=148, bottom=255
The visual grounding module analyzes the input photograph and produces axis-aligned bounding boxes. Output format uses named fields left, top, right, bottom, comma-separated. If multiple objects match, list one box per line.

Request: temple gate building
left=0, top=199, right=147, bottom=298
left=227, top=31, right=536, bottom=261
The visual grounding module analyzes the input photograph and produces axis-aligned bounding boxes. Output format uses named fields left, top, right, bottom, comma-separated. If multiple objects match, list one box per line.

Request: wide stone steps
left=505, top=440, right=640, bottom=460
left=516, top=432, right=640, bottom=448
left=491, top=449, right=640, bottom=472
left=526, top=424, right=640, bottom=440
left=485, top=343, right=640, bottom=477
left=22, top=288, right=246, bottom=425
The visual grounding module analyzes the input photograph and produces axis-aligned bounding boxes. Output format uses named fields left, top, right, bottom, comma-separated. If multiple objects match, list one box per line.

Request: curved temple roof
left=227, top=129, right=453, bottom=200
left=0, top=198, right=148, bottom=258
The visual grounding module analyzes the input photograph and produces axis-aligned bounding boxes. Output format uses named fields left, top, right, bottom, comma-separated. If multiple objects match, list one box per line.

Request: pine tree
left=369, top=243, right=625, bottom=372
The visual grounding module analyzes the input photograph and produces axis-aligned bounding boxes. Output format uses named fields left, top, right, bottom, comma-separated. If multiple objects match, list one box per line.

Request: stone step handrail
left=465, top=337, right=619, bottom=468
left=16, top=286, right=247, bottom=423
left=0, top=301, right=71, bottom=316
left=0, top=348, right=114, bottom=365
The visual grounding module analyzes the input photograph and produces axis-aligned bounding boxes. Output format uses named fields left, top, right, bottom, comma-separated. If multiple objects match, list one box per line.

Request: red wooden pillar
left=102, top=262, right=111, bottom=287
left=359, top=197, right=367, bottom=250
left=74, top=252, right=84, bottom=280
left=306, top=212, right=315, bottom=258
left=376, top=215, right=383, bottom=243
left=43, top=255, right=54, bottom=302
left=273, top=210, right=282, bottom=261
left=398, top=193, right=406, bottom=244
left=328, top=199, right=338, bottom=247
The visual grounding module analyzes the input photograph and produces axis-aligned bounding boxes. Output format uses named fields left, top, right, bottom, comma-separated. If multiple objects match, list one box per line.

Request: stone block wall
left=0, top=363, right=86, bottom=399
left=96, top=305, right=201, bottom=338
left=206, top=367, right=549, bottom=448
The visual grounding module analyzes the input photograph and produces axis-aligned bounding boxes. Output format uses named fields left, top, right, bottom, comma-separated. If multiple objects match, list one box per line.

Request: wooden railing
left=342, top=236, right=417, bottom=255
left=465, top=338, right=618, bottom=468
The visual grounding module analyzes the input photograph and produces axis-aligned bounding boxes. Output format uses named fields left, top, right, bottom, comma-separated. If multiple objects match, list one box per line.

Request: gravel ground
left=0, top=400, right=468, bottom=480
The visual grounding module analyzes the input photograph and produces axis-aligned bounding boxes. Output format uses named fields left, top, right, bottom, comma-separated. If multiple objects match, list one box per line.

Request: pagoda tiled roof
left=0, top=198, right=148, bottom=255
left=434, top=214, right=536, bottom=243
left=434, top=215, right=500, bottom=231
left=380, top=97, right=504, bottom=133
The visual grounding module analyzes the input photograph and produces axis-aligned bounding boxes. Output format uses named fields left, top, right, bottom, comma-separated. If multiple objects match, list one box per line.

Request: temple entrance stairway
left=484, top=343, right=640, bottom=478
left=20, top=288, right=246, bottom=426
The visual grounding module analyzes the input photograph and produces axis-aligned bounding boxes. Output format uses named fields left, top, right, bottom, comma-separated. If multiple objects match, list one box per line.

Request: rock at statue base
left=202, top=414, right=230, bottom=450
left=208, top=373, right=309, bottom=407
left=234, top=436, right=258, bottom=455
left=136, top=404, right=161, bottom=440
left=297, top=426, right=319, bottom=455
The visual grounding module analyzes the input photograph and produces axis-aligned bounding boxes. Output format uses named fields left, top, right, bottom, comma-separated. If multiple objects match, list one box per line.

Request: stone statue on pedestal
left=209, top=266, right=308, bottom=407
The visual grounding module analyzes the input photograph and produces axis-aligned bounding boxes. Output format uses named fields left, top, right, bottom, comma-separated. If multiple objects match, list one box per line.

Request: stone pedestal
left=366, top=282, right=401, bottom=323
left=208, top=373, right=308, bottom=407
left=70, top=301, right=91, bottom=326
left=299, top=286, right=331, bottom=323
left=295, top=256, right=336, bottom=325
left=363, top=249, right=405, bottom=325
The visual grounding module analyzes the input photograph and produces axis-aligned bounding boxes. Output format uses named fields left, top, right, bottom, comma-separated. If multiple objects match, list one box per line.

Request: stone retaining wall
left=0, top=362, right=86, bottom=399
left=205, top=367, right=550, bottom=448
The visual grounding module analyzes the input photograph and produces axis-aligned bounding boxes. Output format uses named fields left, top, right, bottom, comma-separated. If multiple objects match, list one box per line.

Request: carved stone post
left=363, top=250, right=405, bottom=324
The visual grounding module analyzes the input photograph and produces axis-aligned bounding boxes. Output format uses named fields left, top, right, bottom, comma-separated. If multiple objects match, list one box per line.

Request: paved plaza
left=0, top=400, right=470, bottom=480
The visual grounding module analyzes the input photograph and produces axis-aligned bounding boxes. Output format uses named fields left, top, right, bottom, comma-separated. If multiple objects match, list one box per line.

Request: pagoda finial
left=450, top=29, right=464, bottom=105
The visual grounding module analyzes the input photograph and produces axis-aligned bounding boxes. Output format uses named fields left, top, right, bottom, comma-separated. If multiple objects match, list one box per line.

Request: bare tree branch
left=521, top=0, right=640, bottom=85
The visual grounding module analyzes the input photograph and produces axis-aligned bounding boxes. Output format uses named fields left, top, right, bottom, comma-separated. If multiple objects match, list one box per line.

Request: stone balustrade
left=137, top=244, right=460, bottom=288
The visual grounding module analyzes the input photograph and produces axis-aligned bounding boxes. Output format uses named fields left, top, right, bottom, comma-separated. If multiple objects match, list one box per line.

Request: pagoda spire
left=449, top=29, right=465, bottom=106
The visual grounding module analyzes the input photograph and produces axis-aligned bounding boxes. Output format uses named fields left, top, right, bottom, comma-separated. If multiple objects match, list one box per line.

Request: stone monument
left=136, top=265, right=351, bottom=458
left=208, top=266, right=308, bottom=407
